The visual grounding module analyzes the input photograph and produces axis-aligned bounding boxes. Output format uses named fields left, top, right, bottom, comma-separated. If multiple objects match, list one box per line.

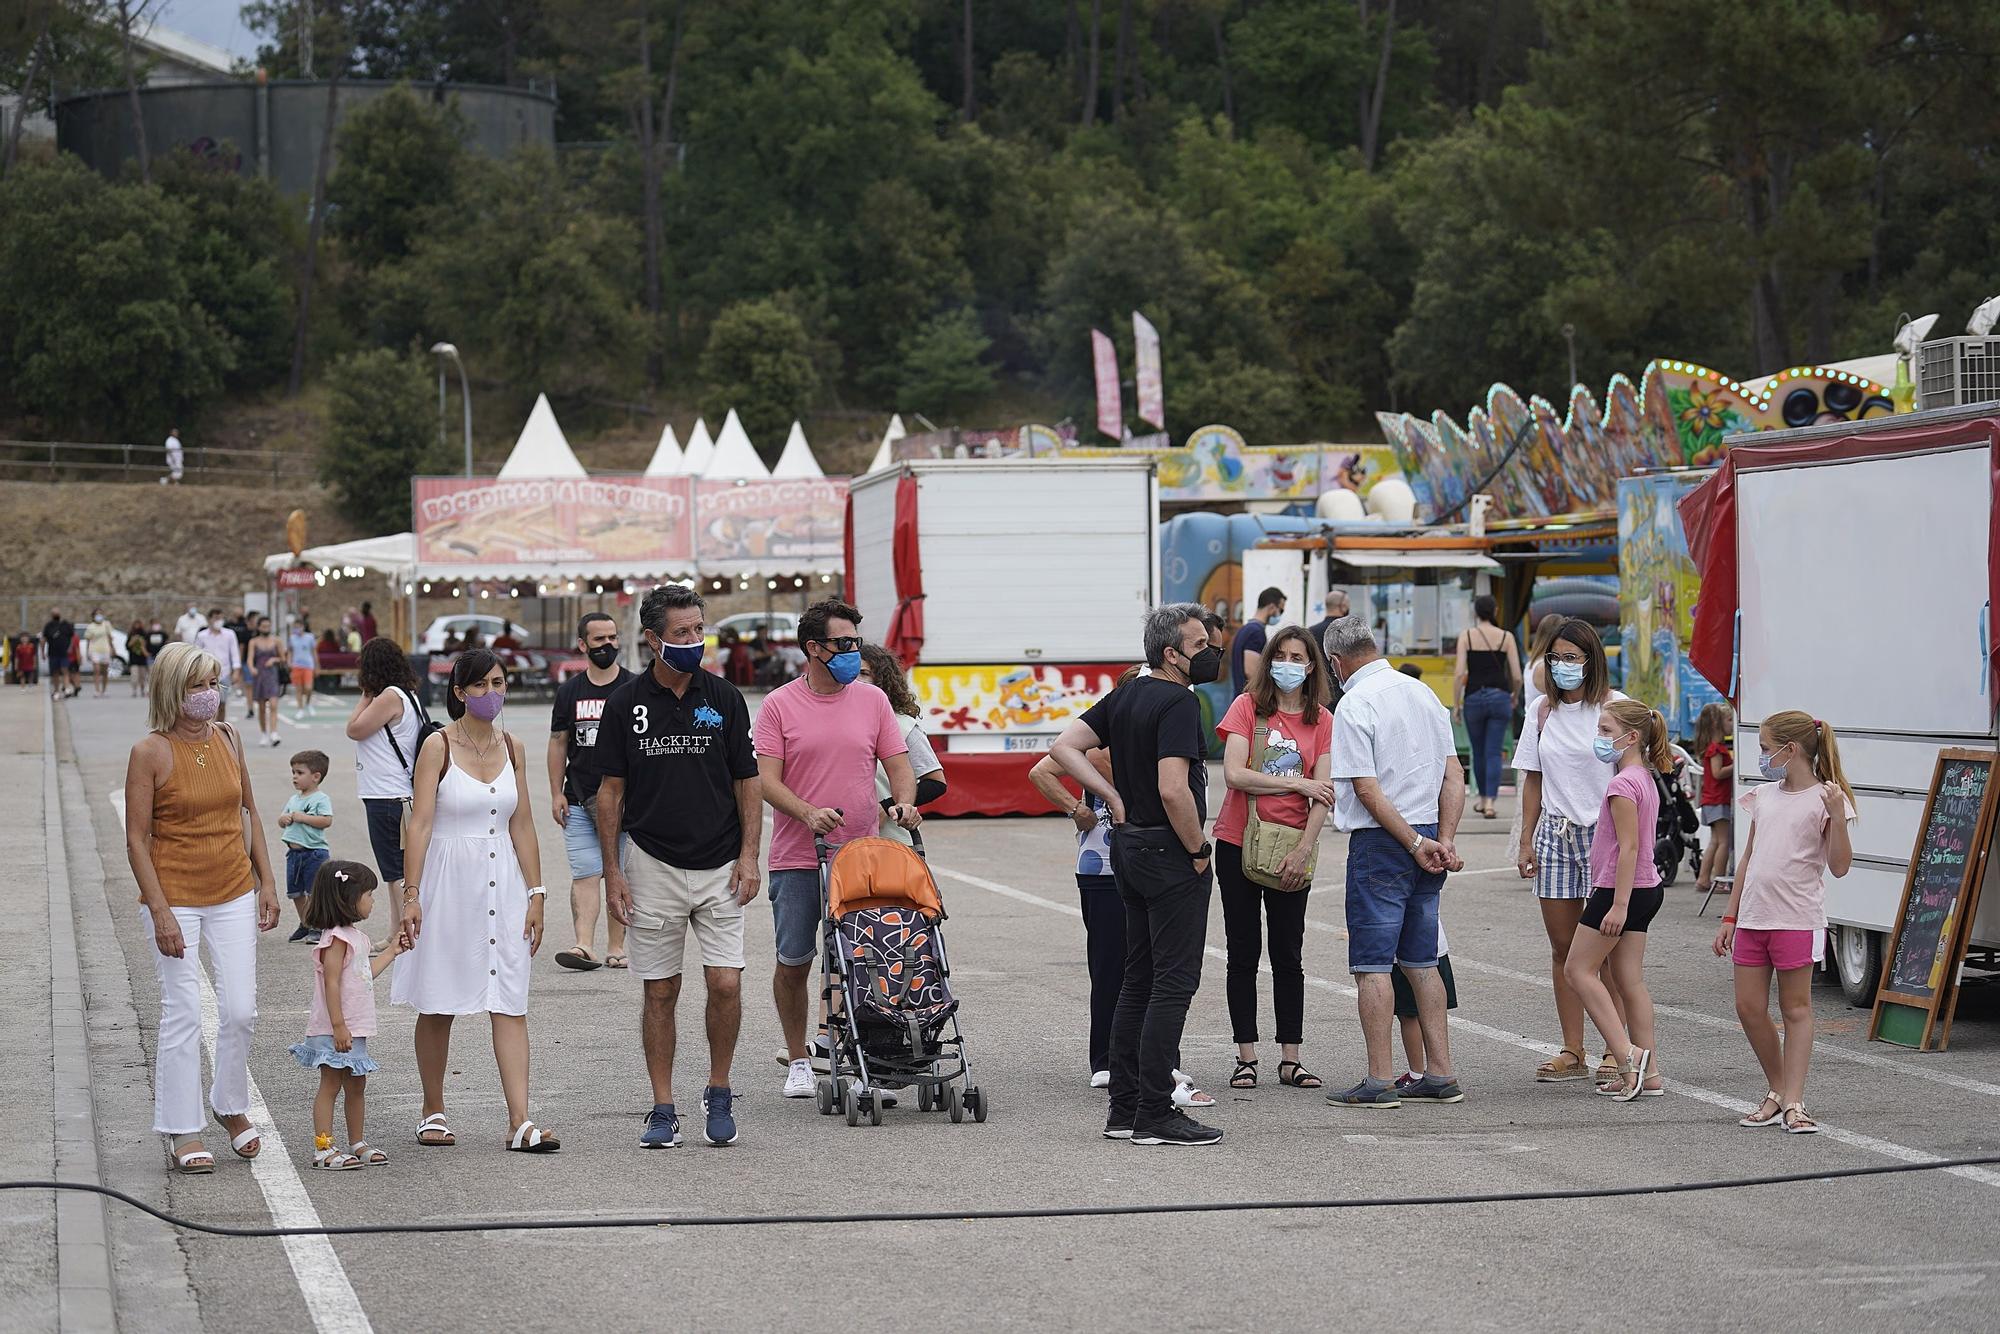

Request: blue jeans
left=1344, top=825, right=1444, bottom=973
left=1462, top=686, right=1511, bottom=800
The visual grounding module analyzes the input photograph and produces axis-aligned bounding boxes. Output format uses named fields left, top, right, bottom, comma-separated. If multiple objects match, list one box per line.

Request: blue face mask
left=653, top=636, right=705, bottom=674
left=826, top=650, right=863, bottom=685
left=1593, top=734, right=1627, bottom=764
left=1268, top=662, right=1309, bottom=693
left=1550, top=660, right=1585, bottom=691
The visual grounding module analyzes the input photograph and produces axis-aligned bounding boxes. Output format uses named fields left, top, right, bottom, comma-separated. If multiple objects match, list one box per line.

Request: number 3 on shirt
left=630, top=704, right=649, bottom=735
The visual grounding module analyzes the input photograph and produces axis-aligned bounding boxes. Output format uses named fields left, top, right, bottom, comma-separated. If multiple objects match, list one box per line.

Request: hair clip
left=334, top=869, right=350, bottom=882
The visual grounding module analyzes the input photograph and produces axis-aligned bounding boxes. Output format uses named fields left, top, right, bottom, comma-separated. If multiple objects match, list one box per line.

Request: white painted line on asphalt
left=932, top=863, right=2000, bottom=1191
left=111, top=788, right=374, bottom=1334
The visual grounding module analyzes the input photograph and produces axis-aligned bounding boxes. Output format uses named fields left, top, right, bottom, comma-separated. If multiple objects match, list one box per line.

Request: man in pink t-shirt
left=754, top=598, right=917, bottom=1099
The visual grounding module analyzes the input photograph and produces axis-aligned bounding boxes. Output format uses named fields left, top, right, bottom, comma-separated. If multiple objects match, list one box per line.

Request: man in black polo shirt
left=548, top=611, right=633, bottom=972
left=41, top=609, right=76, bottom=700
left=596, top=584, right=761, bottom=1150
left=1052, top=601, right=1224, bottom=1147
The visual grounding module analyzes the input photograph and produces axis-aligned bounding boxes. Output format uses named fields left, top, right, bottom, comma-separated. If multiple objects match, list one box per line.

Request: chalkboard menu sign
left=1872, top=750, right=2000, bottom=1052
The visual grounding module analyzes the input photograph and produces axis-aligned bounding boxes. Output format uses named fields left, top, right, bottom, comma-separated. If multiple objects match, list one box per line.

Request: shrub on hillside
left=697, top=299, right=820, bottom=450
left=321, top=348, right=448, bottom=533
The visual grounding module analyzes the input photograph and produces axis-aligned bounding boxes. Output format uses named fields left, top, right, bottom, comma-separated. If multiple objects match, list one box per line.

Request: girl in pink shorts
left=1712, top=710, right=1855, bottom=1135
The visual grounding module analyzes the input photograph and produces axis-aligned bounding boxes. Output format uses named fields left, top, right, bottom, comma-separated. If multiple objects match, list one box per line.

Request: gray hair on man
left=1142, top=601, right=1207, bottom=667
left=1321, top=614, right=1377, bottom=663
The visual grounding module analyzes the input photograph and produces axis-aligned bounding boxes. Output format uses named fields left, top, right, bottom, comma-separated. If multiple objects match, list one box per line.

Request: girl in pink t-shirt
left=289, top=860, right=404, bottom=1169
left=1712, top=711, right=1855, bottom=1135
left=1564, top=700, right=1673, bottom=1103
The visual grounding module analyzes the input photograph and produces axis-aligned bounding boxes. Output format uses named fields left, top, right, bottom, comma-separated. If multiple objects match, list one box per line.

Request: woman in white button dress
left=392, top=650, right=558, bottom=1152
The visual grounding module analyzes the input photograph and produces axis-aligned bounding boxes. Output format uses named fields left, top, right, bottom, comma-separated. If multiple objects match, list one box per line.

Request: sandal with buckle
left=507, top=1120, right=562, bottom=1153
left=311, top=1134, right=363, bottom=1170
left=1535, top=1047, right=1590, bottom=1083
left=350, top=1140, right=389, bottom=1166
left=167, top=1134, right=214, bottom=1175
left=415, top=1112, right=455, bottom=1147
left=1229, top=1059, right=1258, bottom=1089
left=1277, top=1060, right=1322, bottom=1089
left=1739, top=1091, right=1784, bottom=1128
left=1782, top=1102, right=1820, bottom=1135
left=1603, top=1048, right=1650, bottom=1104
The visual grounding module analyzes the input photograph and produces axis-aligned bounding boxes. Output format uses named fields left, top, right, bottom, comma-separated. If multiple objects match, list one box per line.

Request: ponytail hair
left=1763, top=708, right=1855, bottom=803
left=1603, top=698, right=1673, bottom=772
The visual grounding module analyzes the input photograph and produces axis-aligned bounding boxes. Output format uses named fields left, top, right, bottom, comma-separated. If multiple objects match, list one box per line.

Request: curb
left=46, top=694, right=117, bottom=1332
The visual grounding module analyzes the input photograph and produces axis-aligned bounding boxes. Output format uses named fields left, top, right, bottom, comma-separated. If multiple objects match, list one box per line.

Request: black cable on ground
left=8, top=1153, right=2000, bottom=1239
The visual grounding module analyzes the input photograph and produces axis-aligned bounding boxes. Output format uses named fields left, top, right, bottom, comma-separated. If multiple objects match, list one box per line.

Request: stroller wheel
left=815, top=1078, right=833, bottom=1116
left=945, top=1084, right=964, bottom=1124
left=868, top=1094, right=883, bottom=1127
left=916, top=1083, right=934, bottom=1113
left=843, top=1079, right=861, bottom=1127
left=967, top=1086, right=988, bottom=1123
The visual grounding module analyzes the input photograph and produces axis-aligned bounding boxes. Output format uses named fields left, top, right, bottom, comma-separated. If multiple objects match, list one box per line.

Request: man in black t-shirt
left=1052, top=601, right=1225, bottom=1147
left=595, top=584, right=762, bottom=1150
left=1230, top=586, right=1286, bottom=694
left=547, top=611, right=634, bottom=971
left=41, top=610, right=76, bottom=699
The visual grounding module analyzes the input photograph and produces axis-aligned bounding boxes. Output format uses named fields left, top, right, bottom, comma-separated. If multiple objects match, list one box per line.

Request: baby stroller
left=812, top=828, right=986, bottom=1127
left=1653, top=745, right=1702, bottom=886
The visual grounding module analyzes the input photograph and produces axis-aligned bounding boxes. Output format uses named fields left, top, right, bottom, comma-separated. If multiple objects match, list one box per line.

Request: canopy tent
left=702, top=408, right=771, bottom=480
left=497, top=394, right=587, bottom=479
left=643, top=423, right=684, bottom=476
left=263, top=532, right=416, bottom=580
left=771, top=421, right=824, bottom=478
left=866, top=414, right=906, bottom=473
left=681, top=418, right=716, bottom=475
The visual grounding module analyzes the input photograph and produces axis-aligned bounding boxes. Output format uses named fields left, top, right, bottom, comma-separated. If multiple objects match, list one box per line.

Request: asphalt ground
left=26, top=684, right=2000, bottom=1332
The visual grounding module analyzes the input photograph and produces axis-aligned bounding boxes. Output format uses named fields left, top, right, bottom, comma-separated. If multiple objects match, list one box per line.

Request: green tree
left=321, top=347, right=448, bottom=532
left=893, top=308, right=995, bottom=415
left=153, top=149, right=298, bottom=391
left=328, top=83, right=468, bottom=269
left=697, top=298, right=820, bottom=447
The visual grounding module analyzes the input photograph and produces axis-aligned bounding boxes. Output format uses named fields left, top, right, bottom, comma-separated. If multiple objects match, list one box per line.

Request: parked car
left=419, top=615, right=534, bottom=652
left=711, top=611, right=799, bottom=644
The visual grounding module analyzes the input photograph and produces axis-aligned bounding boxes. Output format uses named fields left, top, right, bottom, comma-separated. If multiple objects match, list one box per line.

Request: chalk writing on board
left=1888, top=758, right=1990, bottom=998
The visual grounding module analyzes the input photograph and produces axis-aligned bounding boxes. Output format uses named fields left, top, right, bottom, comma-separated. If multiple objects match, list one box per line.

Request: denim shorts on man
left=1345, top=824, right=1444, bottom=973
left=767, top=868, right=820, bottom=966
left=563, top=800, right=628, bottom=880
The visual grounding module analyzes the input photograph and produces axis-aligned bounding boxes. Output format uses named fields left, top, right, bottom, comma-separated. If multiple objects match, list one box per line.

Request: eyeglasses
left=1548, top=652, right=1587, bottom=665
left=814, top=636, right=863, bottom=653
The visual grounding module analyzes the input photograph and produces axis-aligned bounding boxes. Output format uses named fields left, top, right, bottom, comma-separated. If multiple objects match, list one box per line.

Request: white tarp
left=866, top=413, right=906, bottom=473
left=771, top=421, right=824, bottom=478
left=643, top=423, right=684, bottom=476
left=681, top=418, right=715, bottom=475
left=701, top=408, right=770, bottom=480
left=496, top=393, right=587, bottom=478
left=264, top=532, right=416, bottom=579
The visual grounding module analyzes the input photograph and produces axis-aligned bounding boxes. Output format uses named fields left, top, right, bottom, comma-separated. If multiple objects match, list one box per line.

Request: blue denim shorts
left=563, top=800, right=628, bottom=880
left=768, top=868, right=823, bottom=966
left=285, top=845, right=329, bottom=898
left=1344, top=825, right=1444, bottom=973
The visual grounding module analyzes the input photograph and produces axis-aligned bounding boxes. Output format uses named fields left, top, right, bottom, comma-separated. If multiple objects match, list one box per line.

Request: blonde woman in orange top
left=124, top=641, right=280, bottom=1174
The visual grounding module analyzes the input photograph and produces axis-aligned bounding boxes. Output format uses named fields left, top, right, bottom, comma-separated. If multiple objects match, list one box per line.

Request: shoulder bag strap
left=1247, top=718, right=1268, bottom=832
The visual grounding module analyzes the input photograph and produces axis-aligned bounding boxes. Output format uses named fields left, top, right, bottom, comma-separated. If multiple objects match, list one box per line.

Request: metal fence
left=0, top=439, right=316, bottom=486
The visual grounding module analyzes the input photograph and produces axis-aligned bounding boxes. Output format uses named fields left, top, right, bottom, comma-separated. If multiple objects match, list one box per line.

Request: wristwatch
left=1191, top=841, right=1213, bottom=861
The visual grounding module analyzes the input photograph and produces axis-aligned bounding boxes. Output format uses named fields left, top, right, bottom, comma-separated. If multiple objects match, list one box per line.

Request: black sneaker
left=1130, top=1110, right=1223, bottom=1146
left=1400, top=1075, right=1466, bottom=1104
left=1102, top=1115, right=1134, bottom=1141
left=288, top=925, right=311, bottom=943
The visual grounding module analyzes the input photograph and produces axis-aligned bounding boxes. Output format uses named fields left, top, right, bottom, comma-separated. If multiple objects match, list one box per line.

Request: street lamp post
left=430, top=342, right=474, bottom=614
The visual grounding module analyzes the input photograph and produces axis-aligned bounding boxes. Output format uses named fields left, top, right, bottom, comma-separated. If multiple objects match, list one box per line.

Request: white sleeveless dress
left=390, top=755, right=532, bottom=1016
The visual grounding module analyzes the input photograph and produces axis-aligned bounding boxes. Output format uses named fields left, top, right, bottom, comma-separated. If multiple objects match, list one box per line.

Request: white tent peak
left=771, top=421, right=823, bottom=478
left=702, top=408, right=770, bottom=480
left=496, top=393, right=587, bottom=478
left=643, top=423, right=684, bottom=476
left=866, top=413, right=906, bottom=473
left=681, top=417, right=715, bottom=475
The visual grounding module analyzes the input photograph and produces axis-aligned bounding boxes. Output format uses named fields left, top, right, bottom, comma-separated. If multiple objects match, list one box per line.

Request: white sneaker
left=1090, top=1070, right=1110, bottom=1089
left=782, top=1059, right=814, bottom=1098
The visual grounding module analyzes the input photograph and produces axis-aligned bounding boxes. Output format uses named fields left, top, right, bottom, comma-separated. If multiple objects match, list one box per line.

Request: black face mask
left=1182, top=644, right=1223, bottom=685
left=586, top=643, right=620, bottom=670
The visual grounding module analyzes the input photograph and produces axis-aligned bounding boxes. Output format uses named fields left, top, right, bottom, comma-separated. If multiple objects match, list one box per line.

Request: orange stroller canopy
left=827, top=837, right=943, bottom=919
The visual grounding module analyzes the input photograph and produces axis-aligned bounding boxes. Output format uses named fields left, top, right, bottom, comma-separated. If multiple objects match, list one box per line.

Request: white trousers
left=143, top=892, right=259, bottom=1135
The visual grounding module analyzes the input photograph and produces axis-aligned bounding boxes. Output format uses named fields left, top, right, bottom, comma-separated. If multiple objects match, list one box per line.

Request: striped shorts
left=1532, top=812, right=1596, bottom=901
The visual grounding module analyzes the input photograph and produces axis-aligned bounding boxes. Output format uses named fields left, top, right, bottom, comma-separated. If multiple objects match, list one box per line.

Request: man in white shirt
left=193, top=609, right=242, bottom=722
left=161, top=427, right=185, bottom=485
left=174, top=603, right=205, bottom=645
left=1321, top=616, right=1467, bottom=1109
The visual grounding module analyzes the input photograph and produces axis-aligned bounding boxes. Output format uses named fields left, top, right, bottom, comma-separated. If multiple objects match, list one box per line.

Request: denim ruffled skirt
left=289, top=1034, right=380, bottom=1075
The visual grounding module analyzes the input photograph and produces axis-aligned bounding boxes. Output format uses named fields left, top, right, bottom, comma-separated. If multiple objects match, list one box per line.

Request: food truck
left=1682, top=402, right=2000, bottom=1003
left=847, top=457, right=1159, bottom=815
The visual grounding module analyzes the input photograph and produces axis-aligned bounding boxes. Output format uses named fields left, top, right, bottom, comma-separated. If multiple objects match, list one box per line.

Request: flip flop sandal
left=604, top=954, right=628, bottom=969
left=507, top=1120, right=562, bottom=1153
left=1230, top=1059, right=1259, bottom=1089
left=1739, top=1091, right=1785, bottom=1128
left=350, top=1141, right=389, bottom=1166
left=1277, top=1061, right=1323, bottom=1089
left=214, top=1115, right=262, bottom=1159
left=167, top=1134, right=214, bottom=1174
left=555, top=948, right=601, bottom=971
left=415, top=1112, right=456, bottom=1147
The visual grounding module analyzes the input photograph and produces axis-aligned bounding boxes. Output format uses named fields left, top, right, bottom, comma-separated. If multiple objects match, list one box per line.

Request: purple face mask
left=183, top=687, right=221, bottom=722
left=464, top=689, right=504, bottom=722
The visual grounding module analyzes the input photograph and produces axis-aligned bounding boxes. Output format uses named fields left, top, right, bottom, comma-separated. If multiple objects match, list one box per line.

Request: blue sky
left=158, top=0, right=262, bottom=62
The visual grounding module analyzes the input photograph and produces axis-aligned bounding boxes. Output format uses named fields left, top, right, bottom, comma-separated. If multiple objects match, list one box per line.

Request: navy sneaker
left=1400, top=1075, right=1466, bottom=1104
left=288, top=925, right=311, bottom=943
left=701, top=1088, right=738, bottom=1146
left=1327, top=1080, right=1402, bottom=1108
left=640, top=1103, right=681, bottom=1149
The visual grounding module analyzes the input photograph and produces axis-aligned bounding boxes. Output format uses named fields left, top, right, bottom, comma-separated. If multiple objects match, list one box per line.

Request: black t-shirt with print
left=42, top=618, right=74, bottom=658
left=1078, top=674, right=1208, bottom=829
left=549, top=666, right=634, bottom=804
left=594, top=667, right=758, bottom=871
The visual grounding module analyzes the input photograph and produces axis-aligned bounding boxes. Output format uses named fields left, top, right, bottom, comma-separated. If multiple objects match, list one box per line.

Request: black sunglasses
left=813, top=636, right=863, bottom=653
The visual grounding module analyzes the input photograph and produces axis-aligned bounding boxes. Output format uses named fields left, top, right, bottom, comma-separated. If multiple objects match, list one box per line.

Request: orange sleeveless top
left=147, top=729, right=254, bottom=907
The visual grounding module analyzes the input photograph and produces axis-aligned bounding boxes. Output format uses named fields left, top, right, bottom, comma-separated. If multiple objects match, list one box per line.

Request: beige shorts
left=625, top=851, right=744, bottom=981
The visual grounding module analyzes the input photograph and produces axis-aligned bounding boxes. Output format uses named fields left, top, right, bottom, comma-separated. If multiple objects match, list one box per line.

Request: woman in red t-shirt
left=1216, top=625, right=1336, bottom=1092
left=1693, top=702, right=1735, bottom=893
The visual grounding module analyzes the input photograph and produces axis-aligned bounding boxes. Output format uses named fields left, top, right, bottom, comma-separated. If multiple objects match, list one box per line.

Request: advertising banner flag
left=1133, top=311, right=1164, bottom=429
left=1091, top=329, right=1123, bottom=440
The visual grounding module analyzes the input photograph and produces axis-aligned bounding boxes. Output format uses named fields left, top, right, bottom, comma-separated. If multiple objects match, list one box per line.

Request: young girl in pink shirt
left=1712, top=710, right=1854, bottom=1134
left=290, top=861, right=404, bottom=1169
left=1563, top=699, right=1673, bottom=1104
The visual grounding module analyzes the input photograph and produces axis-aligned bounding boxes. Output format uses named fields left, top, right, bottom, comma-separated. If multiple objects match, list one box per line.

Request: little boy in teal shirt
left=280, top=750, right=334, bottom=943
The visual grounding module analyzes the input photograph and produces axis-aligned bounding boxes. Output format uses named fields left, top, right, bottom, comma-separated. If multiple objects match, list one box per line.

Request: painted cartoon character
left=986, top=668, right=1068, bottom=728
left=1260, top=730, right=1303, bottom=779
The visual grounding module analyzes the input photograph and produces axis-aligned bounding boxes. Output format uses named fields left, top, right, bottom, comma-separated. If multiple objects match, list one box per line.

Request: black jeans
left=1215, top=839, right=1309, bottom=1046
left=1076, top=874, right=1125, bottom=1073
left=1107, top=827, right=1213, bottom=1123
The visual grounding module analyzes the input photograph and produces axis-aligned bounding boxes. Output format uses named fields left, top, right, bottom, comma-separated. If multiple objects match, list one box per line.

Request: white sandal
left=167, top=1134, right=214, bottom=1174
left=215, top=1120, right=262, bottom=1159
left=1171, top=1069, right=1216, bottom=1109
left=1739, top=1091, right=1784, bottom=1127
left=415, top=1112, right=455, bottom=1147
left=1782, top=1102, right=1820, bottom=1135
left=311, top=1136, right=364, bottom=1170
left=350, top=1140, right=389, bottom=1166
left=506, top=1120, right=561, bottom=1153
